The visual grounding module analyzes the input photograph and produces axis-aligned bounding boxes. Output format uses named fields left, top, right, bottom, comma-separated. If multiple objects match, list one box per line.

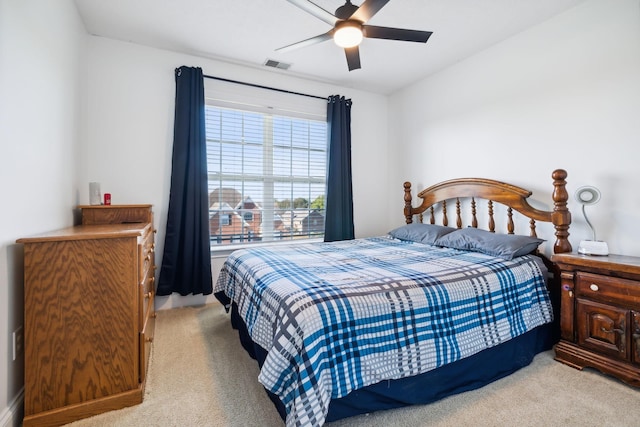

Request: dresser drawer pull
left=145, top=336, right=154, bottom=343
left=145, top=291, right=153, bottom=299
left=590, top=284, right=599, bottom=291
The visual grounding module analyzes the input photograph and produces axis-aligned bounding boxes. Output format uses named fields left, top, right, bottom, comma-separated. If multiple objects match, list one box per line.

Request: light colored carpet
left=69, top=304, right=640, bottom=427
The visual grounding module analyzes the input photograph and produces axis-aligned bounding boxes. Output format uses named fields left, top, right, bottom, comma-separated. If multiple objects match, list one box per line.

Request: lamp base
left=578, top=240, right=609, bottom=256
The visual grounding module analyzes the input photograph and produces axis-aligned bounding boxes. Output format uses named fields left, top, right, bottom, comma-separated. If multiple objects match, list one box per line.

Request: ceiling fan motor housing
left=335, top=1, right=359, bottom=20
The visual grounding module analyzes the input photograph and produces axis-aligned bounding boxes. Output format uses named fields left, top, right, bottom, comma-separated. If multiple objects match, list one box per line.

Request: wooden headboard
left=403, top=169, right=572, bottom=254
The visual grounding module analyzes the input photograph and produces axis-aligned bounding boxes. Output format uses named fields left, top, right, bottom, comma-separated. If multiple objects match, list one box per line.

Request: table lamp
left=575, top=186, right=609, bottom=255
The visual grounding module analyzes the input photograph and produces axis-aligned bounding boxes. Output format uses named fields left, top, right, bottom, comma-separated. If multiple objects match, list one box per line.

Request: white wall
left=0, top=0, right=86, bottom=425
left=389, top=0, right=640, bottom=257
left=81, top=37, right=390, bottom=309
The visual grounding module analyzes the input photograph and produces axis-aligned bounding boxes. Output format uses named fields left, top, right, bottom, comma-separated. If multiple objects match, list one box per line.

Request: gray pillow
left=389, top=224, right=456, bottom=245
left=433, top=227, right=544, bottom=260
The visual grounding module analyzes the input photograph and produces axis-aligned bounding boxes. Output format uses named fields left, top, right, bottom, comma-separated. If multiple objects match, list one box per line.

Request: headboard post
left=404, top=182, right=413, bottom=224
left=551, top=169, right=572, bottom=254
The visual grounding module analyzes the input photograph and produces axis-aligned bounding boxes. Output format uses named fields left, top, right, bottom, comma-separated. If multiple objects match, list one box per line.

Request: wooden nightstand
left=552, top=253, right=640, bottom=386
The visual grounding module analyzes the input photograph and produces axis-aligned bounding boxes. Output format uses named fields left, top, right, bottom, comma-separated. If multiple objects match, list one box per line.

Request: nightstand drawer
left=576, top=298, right=628, bottom=359
left=576, top=272, right=640, bottom=307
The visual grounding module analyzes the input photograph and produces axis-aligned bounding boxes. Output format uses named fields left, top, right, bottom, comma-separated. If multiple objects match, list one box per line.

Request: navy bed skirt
left=229, top=303, right=557, bottom=423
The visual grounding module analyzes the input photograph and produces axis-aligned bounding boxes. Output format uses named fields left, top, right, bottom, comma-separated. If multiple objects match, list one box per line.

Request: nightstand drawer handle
left=601, top=326, right=624, bottom=335
left=590, top=284, right=599, bottom=291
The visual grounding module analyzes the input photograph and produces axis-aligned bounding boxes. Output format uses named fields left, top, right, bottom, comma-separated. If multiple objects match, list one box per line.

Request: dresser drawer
left=139, top=274, right=155, bottom=330
left=576, top=272, right=640, bottom=307
left=139, top=295, right=156, bottom=385
left=81, top=204, right=153, bottom=225
left=138, top=230, right=155, bottom=283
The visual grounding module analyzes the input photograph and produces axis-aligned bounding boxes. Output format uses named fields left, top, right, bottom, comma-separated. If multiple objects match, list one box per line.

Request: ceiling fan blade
left=345, top=46, right=361, bottom=71
left=349, top=0, right=390, bottom=23
left=363, top=25, right=433, bottom=43
left=285, top=0, right=338, bottom=26
left=276, top=31, right=334, bottom=53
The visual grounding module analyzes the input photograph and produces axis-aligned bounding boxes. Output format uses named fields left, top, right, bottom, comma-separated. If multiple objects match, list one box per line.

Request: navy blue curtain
left=324, top=95, right=354, bottom=242
left=157, top=66, right=213, bottom=296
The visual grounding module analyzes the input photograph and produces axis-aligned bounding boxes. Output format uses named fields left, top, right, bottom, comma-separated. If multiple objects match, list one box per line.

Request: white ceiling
left=74, top=0, right=587, bottom=95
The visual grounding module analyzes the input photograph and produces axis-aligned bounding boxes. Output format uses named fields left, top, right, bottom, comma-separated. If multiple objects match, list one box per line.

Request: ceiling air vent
left=264, top=59, right=291, bottom=70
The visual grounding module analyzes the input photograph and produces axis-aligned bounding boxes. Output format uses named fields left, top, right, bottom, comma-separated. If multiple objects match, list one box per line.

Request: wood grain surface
left=23, top=237, right=139, bottom=414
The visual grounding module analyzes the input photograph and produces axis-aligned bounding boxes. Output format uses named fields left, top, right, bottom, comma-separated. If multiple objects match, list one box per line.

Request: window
left=205, top=90, right=327, bottom=246
left=220, top=214, right=231, bottom=226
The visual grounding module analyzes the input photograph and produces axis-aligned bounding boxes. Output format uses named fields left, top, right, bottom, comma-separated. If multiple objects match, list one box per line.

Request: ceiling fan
left=277, top=0, right=433, bottom=71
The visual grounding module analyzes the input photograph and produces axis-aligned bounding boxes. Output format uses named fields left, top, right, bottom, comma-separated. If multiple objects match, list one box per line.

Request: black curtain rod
left=203, top=74, right=327, bottom=101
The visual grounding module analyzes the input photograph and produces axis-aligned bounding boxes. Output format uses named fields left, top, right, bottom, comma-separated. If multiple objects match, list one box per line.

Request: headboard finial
left=404, top=182, right=413, bottom=224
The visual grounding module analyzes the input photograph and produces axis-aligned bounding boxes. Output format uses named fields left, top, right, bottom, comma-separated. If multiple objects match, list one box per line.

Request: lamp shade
left=334, top=21, right=363, bottom=48
left=575, top=186, right=601, bottom=205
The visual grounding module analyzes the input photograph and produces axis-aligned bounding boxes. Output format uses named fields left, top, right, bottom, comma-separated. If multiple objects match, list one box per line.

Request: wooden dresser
left=552, top=253, right=640, bottom=387
left=17, top=205, right=156, bottom=427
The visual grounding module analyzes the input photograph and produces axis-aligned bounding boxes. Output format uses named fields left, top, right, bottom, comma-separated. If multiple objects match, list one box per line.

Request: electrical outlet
left=12, top=326, right=23, bottom=361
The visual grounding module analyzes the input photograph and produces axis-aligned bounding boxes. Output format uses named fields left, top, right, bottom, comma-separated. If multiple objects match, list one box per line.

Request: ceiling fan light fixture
left=333, top=21, right=363, bottom=48
left=280, top=0, right=433, bottom=71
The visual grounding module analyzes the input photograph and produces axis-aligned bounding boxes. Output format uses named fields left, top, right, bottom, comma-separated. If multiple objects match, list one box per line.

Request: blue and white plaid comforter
left=214, top=236, right=552, bottom=427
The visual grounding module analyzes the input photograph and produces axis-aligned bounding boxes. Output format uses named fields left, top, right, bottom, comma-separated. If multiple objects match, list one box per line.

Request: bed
left=214, top=169, right=572, bottom=426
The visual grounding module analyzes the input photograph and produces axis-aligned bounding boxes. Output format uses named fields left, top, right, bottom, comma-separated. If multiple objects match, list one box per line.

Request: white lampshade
left=334, top=22, right=363, bottom=48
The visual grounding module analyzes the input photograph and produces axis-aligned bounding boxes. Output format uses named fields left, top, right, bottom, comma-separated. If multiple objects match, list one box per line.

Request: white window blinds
left=204, top=79, right=327, bottom=246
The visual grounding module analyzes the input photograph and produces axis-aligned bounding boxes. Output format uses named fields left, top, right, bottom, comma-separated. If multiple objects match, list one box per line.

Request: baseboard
left=0, top=388, right=24, bottom=427
left=154, top=293, right=218, bottom=311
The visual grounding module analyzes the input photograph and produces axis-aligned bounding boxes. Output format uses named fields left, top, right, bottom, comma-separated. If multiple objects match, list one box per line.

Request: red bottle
left=104, top=193, right=111, bottom=205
